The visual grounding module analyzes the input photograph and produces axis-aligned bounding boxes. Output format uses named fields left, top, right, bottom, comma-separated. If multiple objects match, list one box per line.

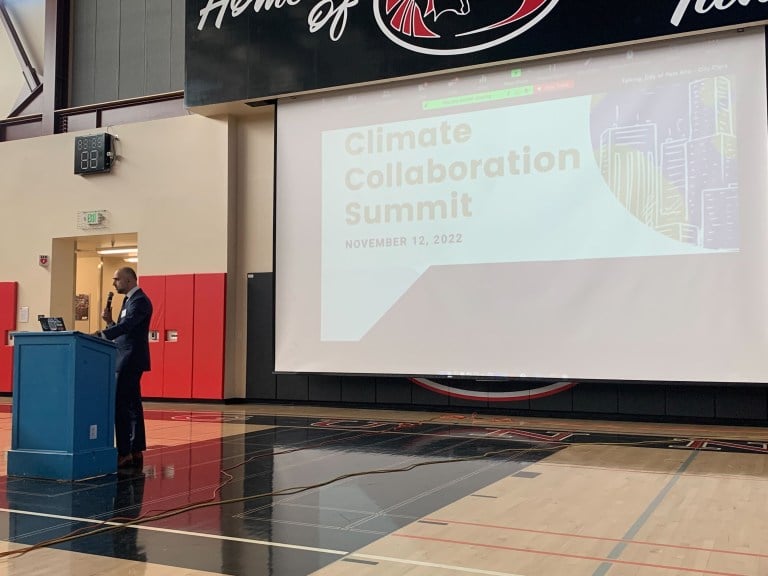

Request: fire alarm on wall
left=74, top=133, right=114, bottom=175
left=39, top=255, right=49, bottom=267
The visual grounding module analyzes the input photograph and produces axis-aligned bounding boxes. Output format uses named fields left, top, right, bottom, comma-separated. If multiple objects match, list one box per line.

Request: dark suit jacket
left=102, top=288, right=153, bottom=373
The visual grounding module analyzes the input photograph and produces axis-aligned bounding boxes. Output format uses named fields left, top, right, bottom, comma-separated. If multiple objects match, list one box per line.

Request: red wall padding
left=0, top=282, right=17, bottom=393
left=192, top=274, right=226, bottom=399
left=162, top=275, right=194, bottom=398
left=0, top=282, right=15, bottom=328
left=0, top=346, right=12, bottom=394
left=140, top=276, right=166, bottom=398
left=138, top=274, right=226, bottom=400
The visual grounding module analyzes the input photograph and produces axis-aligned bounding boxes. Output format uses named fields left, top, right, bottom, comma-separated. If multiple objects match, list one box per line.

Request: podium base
left=7, top=447, right=117, bottom=481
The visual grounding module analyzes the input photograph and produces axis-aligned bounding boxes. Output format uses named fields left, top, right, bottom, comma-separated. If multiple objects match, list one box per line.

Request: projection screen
left=275, top=28, right=768, bottom=382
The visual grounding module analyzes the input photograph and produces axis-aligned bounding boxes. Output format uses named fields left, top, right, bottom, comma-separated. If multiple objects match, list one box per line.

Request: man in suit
left=97, top=267, right=153, bottom=469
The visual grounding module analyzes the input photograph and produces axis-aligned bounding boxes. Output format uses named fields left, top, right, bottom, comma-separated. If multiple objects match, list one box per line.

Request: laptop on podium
left=39, top=317, right=66, bottom=332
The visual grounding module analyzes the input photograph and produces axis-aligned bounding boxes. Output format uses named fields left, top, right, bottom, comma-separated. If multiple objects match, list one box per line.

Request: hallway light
left=124, top=257, right=138, bottom=263
left=97, top=247, right=137, bottom=255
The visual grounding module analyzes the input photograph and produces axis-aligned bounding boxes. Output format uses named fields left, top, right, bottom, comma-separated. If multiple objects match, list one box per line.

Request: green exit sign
left=78, top=210, right=107, bottom=229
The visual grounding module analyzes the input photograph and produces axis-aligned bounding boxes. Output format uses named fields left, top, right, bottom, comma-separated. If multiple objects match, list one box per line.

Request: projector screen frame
left=272, top=27, right=768, bottom=385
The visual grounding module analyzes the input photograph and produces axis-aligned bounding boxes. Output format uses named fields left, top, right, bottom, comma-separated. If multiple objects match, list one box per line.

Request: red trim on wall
left=0, top=282, right=17, bottom=393
left=140, top=276, right=165, bottom=398
left=163, top=275, right=194, bottom=398
left=192, top=273, right=226, bottom=400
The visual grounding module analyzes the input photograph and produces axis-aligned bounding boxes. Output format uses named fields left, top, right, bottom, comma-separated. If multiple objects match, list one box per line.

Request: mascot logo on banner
left=197, top=0, right=762, bottom=52
left=374, top=0, right=560, bottom=55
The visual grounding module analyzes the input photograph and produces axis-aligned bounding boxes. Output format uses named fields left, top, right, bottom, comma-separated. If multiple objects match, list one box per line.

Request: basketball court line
left=348, top=553, right=527, bottom=576
left=0, top=507, right=535, bottom=576
left=420, top=517, right=768, bottom=559
left=591, top=450, right=698, bottom=575
left=390, top=533, right=749, bottom=576
left=0, top=507, right=348, bottom=556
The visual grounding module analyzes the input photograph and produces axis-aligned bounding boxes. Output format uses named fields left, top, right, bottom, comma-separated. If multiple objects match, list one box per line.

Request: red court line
left=425, top=517, right=768, bottom=559
left=534, top=461, right=768, bottom=484
left=392, top=533, right=749, bottom=576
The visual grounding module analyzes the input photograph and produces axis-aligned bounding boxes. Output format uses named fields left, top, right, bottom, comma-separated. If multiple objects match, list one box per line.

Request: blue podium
left=8, top=331, right=118, bottom=480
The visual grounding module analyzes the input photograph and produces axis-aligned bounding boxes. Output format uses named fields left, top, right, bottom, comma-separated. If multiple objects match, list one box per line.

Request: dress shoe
left=130, top=452, right=144, bottom=467
left=117, top=454, right=133, bottom=468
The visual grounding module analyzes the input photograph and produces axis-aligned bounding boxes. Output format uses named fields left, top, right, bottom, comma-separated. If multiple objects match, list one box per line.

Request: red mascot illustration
left=385, top=0, right=552, bottom=38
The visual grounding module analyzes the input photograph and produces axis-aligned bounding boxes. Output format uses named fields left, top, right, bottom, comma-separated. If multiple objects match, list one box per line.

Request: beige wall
left=0, top=114, right=233, bottom=373
left=229, top=108, right=275, bottom=395
left=0, top=112, right=231, bottom=292
left=0, top=110, right=276, bottom=398
left=0, top=0, right=45, bottom=118
left=237, top=108, right=275, bottom=274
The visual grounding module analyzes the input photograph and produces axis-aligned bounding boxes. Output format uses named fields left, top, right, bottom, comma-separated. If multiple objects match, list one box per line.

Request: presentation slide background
left=275, top=29, right=768, bottom=382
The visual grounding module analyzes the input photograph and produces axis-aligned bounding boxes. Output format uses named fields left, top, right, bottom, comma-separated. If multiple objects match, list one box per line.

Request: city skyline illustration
left=593, top=76, right=739, bottom=250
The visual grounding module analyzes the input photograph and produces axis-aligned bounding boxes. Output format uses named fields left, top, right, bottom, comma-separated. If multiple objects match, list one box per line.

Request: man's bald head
left=112, top=267, right=138, bottom=294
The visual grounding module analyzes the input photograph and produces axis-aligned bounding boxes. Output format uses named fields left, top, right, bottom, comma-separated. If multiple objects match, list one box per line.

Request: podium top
left=11, top=331, right=117, bottom=347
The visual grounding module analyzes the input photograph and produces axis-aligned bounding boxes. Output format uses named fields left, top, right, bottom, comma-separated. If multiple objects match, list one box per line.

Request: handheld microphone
left=106, top=291, right=114, bottom=310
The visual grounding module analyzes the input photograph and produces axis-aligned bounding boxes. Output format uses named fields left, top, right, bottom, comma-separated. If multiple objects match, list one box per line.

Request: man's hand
left=102, top=307, right=114, bottom=325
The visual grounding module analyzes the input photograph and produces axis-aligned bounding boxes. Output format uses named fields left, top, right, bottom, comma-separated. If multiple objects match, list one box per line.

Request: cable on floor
left=0, top=433, right=689, bottom=560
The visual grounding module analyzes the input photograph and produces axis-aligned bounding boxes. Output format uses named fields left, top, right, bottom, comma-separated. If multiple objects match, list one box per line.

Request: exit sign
left=76, top=210, right=108, bottom=229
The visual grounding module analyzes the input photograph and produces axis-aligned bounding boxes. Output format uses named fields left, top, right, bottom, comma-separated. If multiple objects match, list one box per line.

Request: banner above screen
left=185, top=0, right=768, bottom=107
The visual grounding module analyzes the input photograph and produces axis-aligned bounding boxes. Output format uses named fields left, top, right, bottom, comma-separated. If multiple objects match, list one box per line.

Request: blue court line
left=592, top=450, right=700, bottom=576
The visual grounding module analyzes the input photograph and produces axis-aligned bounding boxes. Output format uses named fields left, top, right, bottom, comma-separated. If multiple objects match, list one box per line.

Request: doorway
left=50, top=233, right=139, bottom=333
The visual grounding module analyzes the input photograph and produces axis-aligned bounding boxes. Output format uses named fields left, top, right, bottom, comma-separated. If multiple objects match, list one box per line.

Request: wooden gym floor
left=0, top=400, right=766, bottom=575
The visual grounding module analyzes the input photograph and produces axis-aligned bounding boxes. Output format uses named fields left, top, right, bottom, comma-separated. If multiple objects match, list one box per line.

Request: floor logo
left=411, top=377, right=576, bottom=401
left=374, top=0, right=560, bottom=55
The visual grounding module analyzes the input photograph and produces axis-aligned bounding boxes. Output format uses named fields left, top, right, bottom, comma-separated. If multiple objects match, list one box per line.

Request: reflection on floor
left=0, top=401, right=767, bottom=575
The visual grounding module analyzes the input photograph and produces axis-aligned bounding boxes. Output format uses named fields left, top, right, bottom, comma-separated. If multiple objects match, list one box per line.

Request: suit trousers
left=115, top=368, right=147, bottom=457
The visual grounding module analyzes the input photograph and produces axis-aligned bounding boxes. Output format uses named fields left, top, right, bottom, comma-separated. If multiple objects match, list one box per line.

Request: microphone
left=102, top=291, right=116, bottom=331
